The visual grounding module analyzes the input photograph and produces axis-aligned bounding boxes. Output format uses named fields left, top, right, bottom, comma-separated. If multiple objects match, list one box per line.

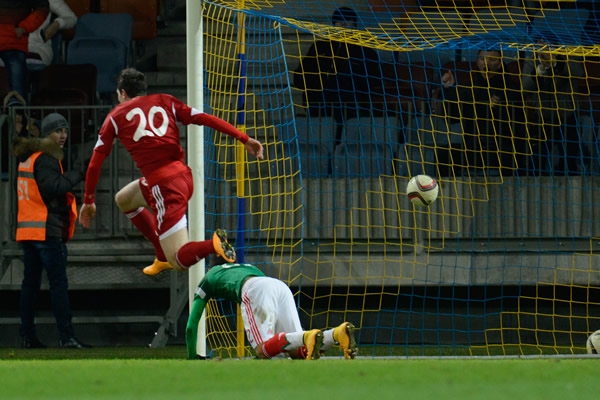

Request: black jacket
left=13, top=136, right=83, bottom=240
left=293, top=40, right=382, bottom=108
left=442, top=66, right=522, bottom=123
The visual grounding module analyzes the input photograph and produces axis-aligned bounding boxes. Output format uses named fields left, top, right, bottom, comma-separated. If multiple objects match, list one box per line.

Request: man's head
left=476, top=49, right=502, bottom=74
left=331, top=7, right=358, bottom=28
left=116, top=68, right=148, bottom=103
left=208, top=254, right=228, bottom=269
left=41, top=113, right=69, bottom=148
left=534, top=37, right=558, bottom=69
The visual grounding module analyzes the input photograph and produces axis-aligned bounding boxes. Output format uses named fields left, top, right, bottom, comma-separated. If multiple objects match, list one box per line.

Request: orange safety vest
left=16, top=152, right=78, bottom=242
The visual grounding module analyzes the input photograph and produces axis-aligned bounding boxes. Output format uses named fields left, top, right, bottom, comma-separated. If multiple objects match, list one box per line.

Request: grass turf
left=0, top=347, right=598, bottom=400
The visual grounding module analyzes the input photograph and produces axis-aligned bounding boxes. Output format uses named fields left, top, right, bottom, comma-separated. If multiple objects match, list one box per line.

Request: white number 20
left=127, top=106, right=169, bottom=142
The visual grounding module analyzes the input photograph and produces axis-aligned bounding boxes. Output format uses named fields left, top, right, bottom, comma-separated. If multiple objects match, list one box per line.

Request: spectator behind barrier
left=292, top=7, right=383, bottom=145
left=0, top=1, right=49, bottom=101
left=436, top=49, right=524, bottom=177
left=521, top=38, right=587, bottom=176
left=28, top=0, right=77, bottom=67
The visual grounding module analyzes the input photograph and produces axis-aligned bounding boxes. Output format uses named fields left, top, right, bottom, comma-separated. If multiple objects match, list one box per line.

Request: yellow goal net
left=199, top=1, right=600, bottom=357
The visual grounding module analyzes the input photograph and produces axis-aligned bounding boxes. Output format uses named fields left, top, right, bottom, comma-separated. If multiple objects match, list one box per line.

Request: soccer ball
left=406, top=175, right=439, bottom=207
left=586, top=330, right=600, bottom=354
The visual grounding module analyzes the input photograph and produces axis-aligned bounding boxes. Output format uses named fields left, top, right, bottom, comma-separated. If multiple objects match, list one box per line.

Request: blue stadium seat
left=396, top=114, right=440, bottom=178
left=287, top=116, right=335, bottom=177
left=66, top=13, right=133, bottom=96
left=333, top=115, right=398, bottom=177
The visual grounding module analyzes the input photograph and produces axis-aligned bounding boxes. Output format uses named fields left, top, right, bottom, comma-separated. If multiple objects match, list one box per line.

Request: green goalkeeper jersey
left=194, top=263, right=265, bottom=303
left=186, top=263, right=265, bottom=359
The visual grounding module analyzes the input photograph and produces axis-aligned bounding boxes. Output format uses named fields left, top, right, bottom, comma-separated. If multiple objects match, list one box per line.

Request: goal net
left=199, top=1, right=600, bottom=357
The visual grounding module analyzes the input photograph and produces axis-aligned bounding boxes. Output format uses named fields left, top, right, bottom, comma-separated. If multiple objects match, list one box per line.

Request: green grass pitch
left=0, top=347, right=598, bottom=399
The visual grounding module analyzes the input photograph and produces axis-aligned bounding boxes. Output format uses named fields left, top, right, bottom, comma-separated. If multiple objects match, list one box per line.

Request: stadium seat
left=66, top=13, right=133, bottom=96
left=333, top=115, right=397, bottom=177
left=396, top=139, right=437, bottom=178
left=379, top=62, right=434, bottom=115
left=99, top=0, right=159, bottom=69
left=288, top=116, right=335, bottom=177
left=394, top=61, right=435, bottom=114
left=61, top=0, right=92, bottom=40
left=100, top=0, right=159, bottom=41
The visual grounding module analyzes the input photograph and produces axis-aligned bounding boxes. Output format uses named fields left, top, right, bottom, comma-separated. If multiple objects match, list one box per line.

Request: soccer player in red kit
left=79, top=68, right=264, bottom=275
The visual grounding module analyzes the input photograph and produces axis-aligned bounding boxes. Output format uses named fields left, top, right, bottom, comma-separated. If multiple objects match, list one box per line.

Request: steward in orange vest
left=13, top=135, right=82, bottom=242
left=13, top=112, right=92, bottom=350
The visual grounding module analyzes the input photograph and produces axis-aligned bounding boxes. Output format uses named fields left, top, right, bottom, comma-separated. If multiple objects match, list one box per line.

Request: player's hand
left=244, top=138, right=264, bottom=160
left=79, top=203, right=97, bottom=228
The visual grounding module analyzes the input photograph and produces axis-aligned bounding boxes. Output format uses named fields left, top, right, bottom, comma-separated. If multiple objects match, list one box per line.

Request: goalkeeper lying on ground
left=186, top=256, right=357, bottom=360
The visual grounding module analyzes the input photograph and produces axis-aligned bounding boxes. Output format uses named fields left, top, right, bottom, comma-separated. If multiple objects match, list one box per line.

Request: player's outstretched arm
left=244, top=137, right=264, bottom=160
left=185, top=110, right=264, bottom=160
left=186, top=297, right=208, bottom=360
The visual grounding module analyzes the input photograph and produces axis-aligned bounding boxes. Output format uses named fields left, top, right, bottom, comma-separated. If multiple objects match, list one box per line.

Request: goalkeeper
left=186, top=256, right=357, bottom=360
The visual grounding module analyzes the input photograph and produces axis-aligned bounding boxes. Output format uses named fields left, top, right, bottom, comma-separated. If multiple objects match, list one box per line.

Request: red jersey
left=84, top=93, right=249, bottom=204
left=0, top=1, right=48, bottom=52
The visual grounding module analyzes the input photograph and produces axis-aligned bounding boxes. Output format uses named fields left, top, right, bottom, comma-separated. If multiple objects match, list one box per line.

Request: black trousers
left=20, top=239, right=75, bottom=341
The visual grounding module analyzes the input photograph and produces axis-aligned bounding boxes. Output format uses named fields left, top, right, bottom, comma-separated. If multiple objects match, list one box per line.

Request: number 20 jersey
left=95, top=93, right=246, bottom=182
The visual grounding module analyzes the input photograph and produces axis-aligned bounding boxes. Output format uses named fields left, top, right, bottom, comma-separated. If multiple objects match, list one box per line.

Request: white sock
left=321, top=328, right=335, bottom=351
left=283, top=331, right=304, bottom=350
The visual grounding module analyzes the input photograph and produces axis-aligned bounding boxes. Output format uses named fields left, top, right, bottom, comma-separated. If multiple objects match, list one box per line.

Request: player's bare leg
left=115, top=179, right=148, bottom=211
left=160, top=227, right=189, bottom=270
left=115, top=179, right=173, bottom=274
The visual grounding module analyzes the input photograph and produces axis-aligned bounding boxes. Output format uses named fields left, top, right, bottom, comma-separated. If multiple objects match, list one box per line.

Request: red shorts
left=139, top=167, right=194, bottom=237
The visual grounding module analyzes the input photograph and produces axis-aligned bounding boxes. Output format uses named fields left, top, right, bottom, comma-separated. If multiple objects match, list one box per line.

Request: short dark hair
left=331, top=7, right=358, bottom=25
left=208, top=254, right=228, bottom=269
left=534, top=30, right=559, bottom=46
left=478, top=49, right=502, bottom=57
left=117, top=68, right=148, bottom=97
